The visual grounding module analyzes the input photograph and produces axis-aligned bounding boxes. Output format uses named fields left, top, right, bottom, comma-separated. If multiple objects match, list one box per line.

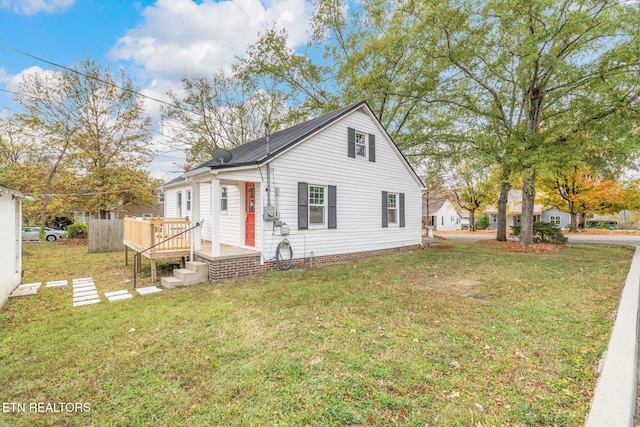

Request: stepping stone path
left=72, top=278, right=101, bottom=307
left=13, top=278, right=163, bottom=306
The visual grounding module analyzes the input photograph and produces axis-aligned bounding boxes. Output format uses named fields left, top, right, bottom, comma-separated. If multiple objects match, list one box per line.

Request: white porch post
left=210, top=177, right=221, bottom=256
left=192, top=181, right=201, bottom=251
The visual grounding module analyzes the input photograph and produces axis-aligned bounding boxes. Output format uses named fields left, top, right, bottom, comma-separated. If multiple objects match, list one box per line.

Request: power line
left=0, top=45, right=266, bottom=135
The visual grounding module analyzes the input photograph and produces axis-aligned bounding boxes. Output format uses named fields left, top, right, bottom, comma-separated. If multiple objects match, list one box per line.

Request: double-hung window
left=387, top=193, right=398, bottom=225
left=309, top=185, right=326, bottom=226
left=355, top=131, right=367, bottom=158
left=382, top=191, right=405, bottom=228
left=220, top=186, right=228, bottom=212
left=298, top=183, right=337, bottom=230
left=348, top=127, right=376, bottom=162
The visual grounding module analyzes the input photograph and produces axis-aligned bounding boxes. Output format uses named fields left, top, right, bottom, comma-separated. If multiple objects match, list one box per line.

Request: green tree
left=404, top=0, right=640, bottom=244
left=241, top=0, right=640, bottom=246
left=162, top=70, right=297, bottom=170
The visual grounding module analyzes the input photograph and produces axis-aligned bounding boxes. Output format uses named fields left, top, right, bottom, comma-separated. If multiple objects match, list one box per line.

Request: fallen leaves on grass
left=479, top=240, right=566, bottom=253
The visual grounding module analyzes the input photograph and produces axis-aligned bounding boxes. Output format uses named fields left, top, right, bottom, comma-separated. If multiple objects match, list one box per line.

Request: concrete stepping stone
left=73, top=299, right=101, bottom=307
left=74, top=290, right=99, bottom=298
left=9, top=287, right=38, bottom=298
left=104, top=290, right=133, bottom=302
left=135, top=286, right=163, bottom=296
left=73, top=294, right=100, bottom=303
left=73, top=282, right=95, bottom=288
left=18, top=282, right=42, bottom=289
left=45, top=280, right=67, bottom=287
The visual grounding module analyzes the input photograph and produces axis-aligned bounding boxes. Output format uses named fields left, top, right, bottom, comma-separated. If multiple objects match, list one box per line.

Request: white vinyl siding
left=0, top=190, right=23, bottom=309
left=262, top=107, right=422, bottom=261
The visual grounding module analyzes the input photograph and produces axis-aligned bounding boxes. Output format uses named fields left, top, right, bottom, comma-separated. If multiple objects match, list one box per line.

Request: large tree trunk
left=496, top=177, right=511, bottom=241
left=569, top=211, right=578, bottom=232
left=578, top=212, right=586, bottom=229
left=520, top=171, right=536, bottom=245
left=468, top=209, right=476, bottom=232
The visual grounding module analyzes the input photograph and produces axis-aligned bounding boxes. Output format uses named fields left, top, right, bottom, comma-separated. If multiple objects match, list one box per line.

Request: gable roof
left=174, top=100, right=423, bottom=187
left=190, top=102, right=366, bottom=172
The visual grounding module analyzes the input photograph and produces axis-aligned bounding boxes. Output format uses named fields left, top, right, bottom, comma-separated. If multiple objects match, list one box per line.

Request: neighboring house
left=484, top=190, right=571, bottom=229
left=118, top=190, right=165, bottom=219
left=157, top=101, right=424, bottom=281
left=0, top=185, right=33, bottom=308
left=541, top=208, right=571, bottom=229
left=422, top=197, right=462, bottom=231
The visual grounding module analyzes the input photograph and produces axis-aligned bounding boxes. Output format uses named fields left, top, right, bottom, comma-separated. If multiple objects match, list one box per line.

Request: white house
left=422, top=197, right=462, bottom=231
left=0, top=185, right=32, bottom=308
left=158, top=101, right=424, bottom=282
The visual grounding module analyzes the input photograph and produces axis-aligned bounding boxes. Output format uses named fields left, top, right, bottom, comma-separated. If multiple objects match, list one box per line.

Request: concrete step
left=160, top=276, right=182, bottom=289
left=173, top=268, right=206, bottom=286
left=185, top=261, right=208, bottom=275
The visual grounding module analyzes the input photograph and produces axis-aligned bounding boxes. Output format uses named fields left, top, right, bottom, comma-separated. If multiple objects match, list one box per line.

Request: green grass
left=0, top=240, right=631, bottom=426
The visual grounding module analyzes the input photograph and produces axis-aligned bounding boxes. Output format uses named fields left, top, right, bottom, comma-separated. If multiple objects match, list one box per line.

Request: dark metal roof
left=191, top=101, right=367, bottom=171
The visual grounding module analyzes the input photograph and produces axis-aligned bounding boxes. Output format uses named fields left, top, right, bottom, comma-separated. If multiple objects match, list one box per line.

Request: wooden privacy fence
left=88, top=219, right=125, bottom=253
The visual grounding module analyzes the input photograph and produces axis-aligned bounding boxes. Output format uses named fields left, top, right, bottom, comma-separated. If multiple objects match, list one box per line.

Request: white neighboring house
left=0, top=185, right=33, bottom=308
left=159, top=101, right=425, bottom=280
left=422, top=197, right=462, bottom=231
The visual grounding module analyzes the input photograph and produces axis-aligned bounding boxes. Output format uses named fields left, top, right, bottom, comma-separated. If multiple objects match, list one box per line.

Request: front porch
left=123, top=216, right=261, bottom=282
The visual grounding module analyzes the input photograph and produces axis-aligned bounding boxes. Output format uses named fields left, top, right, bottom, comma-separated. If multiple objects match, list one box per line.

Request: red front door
left=245, top=182, right=256, bottom=247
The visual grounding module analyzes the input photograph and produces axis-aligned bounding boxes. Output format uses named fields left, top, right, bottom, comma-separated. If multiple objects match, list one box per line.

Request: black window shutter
left=399, top=193, right=405, bottom=228
left=298, top=182, right=308, bottom=230
left=348, top=127, right=356, bottom=158
left=328, top=185, right=337, bottom=229
left=368, top=134, right=376, bottom=162
left=382, top=191, right=388, bottom=228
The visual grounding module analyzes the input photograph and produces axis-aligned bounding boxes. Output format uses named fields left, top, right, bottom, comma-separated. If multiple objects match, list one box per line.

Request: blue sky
left=0, top=0, right=312, bottom=180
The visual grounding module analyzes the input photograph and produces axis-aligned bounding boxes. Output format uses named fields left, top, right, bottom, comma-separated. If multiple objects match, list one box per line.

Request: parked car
left=22, top=227, right=66, bottom=242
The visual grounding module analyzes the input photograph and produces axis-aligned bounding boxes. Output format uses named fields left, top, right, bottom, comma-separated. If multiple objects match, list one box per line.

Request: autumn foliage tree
left=5, top=58, right=154, bottom=227
left=540, top=166, right=624, bottom=231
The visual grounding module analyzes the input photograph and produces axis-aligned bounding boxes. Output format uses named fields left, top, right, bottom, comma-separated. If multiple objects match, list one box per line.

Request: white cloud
left=6, top=65, right=61, bottom=93
left=109, top=0, right=311, bottom=80
left=0, top=67, right=12, bottom=84
left=0, top=0, right=75, bottom=15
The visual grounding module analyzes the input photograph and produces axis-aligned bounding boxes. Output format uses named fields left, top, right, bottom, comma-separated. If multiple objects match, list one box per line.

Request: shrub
left=66, top=223, right=88, bottom=239
left=510, top=221, right=568, bottom=244
left=475, top=213, right=490, bottom=230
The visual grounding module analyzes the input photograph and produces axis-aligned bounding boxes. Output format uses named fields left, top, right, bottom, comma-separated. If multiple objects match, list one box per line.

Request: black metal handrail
left=133, top=220, right=204, bottom=289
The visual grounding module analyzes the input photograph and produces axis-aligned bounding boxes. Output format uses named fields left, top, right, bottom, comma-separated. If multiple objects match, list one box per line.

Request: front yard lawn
left=0, top=241, right=631, bottom=426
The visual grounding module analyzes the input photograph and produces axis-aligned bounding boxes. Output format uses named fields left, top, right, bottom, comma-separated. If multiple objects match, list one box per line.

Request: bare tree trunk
left=520, top=171, right=536, bottom=245
left=497, top=178, right=510, bottom=241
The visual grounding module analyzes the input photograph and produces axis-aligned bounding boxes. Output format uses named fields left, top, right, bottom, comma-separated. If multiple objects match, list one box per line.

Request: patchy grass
left=0, top=240, right=631, bottom=426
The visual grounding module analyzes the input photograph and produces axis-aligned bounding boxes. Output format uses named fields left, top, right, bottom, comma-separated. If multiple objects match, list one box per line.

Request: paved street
left=437, top=231, right=640, bottom=246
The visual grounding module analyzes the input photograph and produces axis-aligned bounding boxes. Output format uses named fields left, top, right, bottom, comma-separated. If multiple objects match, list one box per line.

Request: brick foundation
left=195, top=245, right=422, bottom=282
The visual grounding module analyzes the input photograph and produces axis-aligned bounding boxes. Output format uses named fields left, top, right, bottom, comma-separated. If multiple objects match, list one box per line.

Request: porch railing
left=124, top=216, right=191, bottom=252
